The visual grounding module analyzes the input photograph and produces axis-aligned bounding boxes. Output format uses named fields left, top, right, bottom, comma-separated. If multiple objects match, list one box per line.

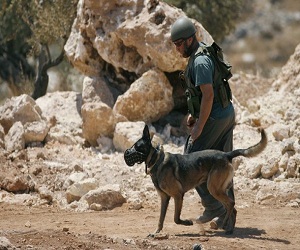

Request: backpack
left=205, top=42, right=233, bottom=82
left=180, top=42, right=233, bottom=117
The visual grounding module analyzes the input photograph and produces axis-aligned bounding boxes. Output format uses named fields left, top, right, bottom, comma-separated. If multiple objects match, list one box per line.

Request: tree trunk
left=31, top=45, right=64, bottom=100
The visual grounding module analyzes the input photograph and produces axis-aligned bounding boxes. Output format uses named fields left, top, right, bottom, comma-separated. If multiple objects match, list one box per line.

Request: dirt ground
left=1, top=195, right=299, bottom=250
left=0, top=127, right=299, bottom=250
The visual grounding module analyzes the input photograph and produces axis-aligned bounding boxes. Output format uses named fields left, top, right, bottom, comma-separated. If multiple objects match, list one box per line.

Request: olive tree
left=0, top=0, right=34, bottom=96
left=0, top=0, right=78, bottom=99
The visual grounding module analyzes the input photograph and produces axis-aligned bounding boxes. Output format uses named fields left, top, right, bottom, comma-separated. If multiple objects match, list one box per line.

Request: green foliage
left=18, top=0, right=78, bottom=55
left=163, top=0, right=253, bottom=42
left=1, top=0, right=78, bottom=55
left=0, top=0, right=31, bottom=50
left=0, top=0, right=79, bottom=96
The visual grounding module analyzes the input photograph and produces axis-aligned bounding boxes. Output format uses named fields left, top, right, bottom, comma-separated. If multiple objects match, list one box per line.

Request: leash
left=184, top=135, right=193, bottom=154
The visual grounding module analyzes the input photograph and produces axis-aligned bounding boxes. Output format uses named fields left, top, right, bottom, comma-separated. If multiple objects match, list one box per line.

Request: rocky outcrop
left=63, top=0, right=212, bottom=144
left=65, top=0, right=212, bottom=76
left=232, top=43, right=300, bottom=179
left=81, top=69, right=173, bottom=145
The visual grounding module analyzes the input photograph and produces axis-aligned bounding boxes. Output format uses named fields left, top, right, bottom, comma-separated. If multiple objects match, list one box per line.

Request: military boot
left=209, top=184, right=236, bottom=231
left=195, top=183, right=226, bottom=224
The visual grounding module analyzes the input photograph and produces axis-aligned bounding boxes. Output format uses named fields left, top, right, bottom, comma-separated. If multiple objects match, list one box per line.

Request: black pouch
left=218, top=81, right=230, bottom=108
left=186, top=89, right=200, bottom=118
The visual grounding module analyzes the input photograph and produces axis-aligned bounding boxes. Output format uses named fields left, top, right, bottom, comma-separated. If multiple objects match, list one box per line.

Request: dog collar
left=145, top=145, right=163, bottom=175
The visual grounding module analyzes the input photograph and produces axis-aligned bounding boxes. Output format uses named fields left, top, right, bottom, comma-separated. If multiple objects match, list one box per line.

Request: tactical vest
left=180, top=42, right=233, bottom=118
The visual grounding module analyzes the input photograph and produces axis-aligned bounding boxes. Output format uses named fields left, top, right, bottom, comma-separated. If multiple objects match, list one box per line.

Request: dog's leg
left=148, top=192, right=170, bottom=237
left=207, top=165, right=235, bottom=234
left=173, top=193, right=193, bottom=226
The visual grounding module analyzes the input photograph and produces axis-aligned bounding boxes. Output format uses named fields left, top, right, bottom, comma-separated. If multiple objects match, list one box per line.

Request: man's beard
left=182, top=39, right=196, bottom=58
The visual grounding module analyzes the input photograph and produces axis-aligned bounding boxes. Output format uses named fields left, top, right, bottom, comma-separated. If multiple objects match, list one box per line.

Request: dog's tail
left=226, top=128, right=267, bottom=161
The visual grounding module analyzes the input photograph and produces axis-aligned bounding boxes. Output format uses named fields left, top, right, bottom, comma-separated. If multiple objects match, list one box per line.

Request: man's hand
left=190, top=120, right=203, bottom=142
left=190, top=83, right=214, bottom=142
left=186, top=115, right=202, bottom=142
left=186, top=114, right=196, bottom=128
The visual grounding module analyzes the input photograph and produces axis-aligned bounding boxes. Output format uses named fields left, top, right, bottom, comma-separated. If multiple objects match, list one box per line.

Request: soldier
left=170, top=16, right=236, bottom=231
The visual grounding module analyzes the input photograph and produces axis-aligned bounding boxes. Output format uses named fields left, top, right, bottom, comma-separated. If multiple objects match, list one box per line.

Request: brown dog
left=124, top=125, right=267, bottom=235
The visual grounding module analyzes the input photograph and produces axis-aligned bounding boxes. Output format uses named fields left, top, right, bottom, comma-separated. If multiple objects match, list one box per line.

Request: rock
left=272, top=124, right=290, bottom=141
left=38, top=185, right=54, bottom=202
left=82, top=76, right=115, bottom=107
left=36, top=92, right=83, bottom=145
left=65, top=0, right=213, bottom=76
left=286, top=155, right=300, bottom=178
left=1, top=175, right=32, bottom=193
left=281, top=138, right=296, bottom=155
left=5, top=121, right=25, bottom=152
left=23, top=120, right=49, bottom=143
left=96, top=136, right=114, bottom=153
left=114, top=69, right=174, bottom=123
left=0, top=124, right=4, bottom=148
left=0, top=95, right=49, bottom=150
left=89, top=203, right=103, bottom=211
left=0, top=94, right=44, bottom=134
left=261, top=157, right=279, bottom=179
left=63, top=172, right=88, bottom=190
left=81, top=102, right=116, bottom=146
left=278, top=153, right=289, bottom=170
left=66, top=178, right=98, bottom=204
left=113, top=121, right=146, bottom=152
left=83, top=184, right=126, bottom=210
left=0, top=236, right=15, bottom=249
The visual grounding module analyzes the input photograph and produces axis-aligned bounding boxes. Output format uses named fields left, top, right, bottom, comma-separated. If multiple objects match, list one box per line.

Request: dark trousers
left=184, top=111, right=236, bottom=212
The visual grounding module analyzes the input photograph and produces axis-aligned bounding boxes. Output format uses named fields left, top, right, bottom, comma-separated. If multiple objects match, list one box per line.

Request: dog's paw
left=147, top=233, right=155, bottom=238
left=147, top=232, right=169, bottom=239
left=153, top=233, right=169, bottom=240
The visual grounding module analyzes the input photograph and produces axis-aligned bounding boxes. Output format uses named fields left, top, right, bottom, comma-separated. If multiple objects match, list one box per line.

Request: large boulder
left=65, top=0, right=213, bottom=76
left=82, top=76, right=115, bottom=107
left=64, top=0, right=213, bottom=134
left=81, top=102, right=116, bottom=145
left=81, top=76, right=124, bottom=145
left=114, top=69, right=174, bottom=123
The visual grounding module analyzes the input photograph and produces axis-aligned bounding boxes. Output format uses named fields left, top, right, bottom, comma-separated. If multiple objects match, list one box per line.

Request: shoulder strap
left=194, top=43, right=208, bottom=57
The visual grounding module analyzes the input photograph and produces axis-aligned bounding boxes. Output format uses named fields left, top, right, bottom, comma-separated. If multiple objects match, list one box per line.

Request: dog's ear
left=143, top=124, right=150, bottom=140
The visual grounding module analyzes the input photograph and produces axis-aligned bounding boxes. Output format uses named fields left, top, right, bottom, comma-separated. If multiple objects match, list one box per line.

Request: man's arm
left=190, top=83, right=214, bottom=141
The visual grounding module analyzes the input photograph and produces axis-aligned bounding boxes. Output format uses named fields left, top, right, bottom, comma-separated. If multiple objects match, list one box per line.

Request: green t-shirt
left=186, top=45, right=234, bottom=119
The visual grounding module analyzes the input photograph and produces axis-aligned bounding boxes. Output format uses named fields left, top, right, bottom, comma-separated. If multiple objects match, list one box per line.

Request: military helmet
left=171, top=17, right=196, bottom=42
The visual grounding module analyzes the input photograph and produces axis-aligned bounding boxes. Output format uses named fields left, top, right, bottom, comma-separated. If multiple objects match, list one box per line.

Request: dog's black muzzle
left=124, top=147, right=147, bottom=166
